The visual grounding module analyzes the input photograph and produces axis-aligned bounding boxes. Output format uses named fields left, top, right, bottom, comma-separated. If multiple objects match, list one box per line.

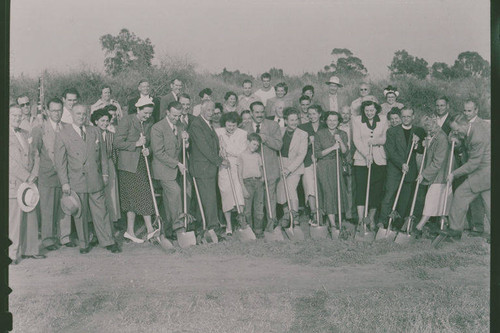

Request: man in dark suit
left=435, top=96, right=452, bottom=135
left=54, top=104, right=120, bottom=254
left=159, top=78, right=183, bottom=120
left=441, top=113, right=490, bottom=240
left=188, top=100, right=229, bottom=237
left=179, top=93, right=197, bottom=130
left=378, top=108, right=425, bottom=229
left=241, top=101, right=283, bottom=225
left=151, top=101, right=189, bottom=238
left=31, top=97, right=73, bottom=250
left=127, top=80, right=161, bottom=123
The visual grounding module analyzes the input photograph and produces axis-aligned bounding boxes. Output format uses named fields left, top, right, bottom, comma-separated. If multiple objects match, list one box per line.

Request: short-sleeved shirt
left=237, top=149, right=262, bottom=179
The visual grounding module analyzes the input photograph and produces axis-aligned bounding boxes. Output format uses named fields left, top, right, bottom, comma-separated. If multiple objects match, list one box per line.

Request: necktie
left=55, top=123, right=61, bottom=132
left=256, top=123, right=261, bottom=133
left=80, top=126, right=86, bottom=141
left=182, top=115, right=188, bottom=127
left=173, top=125, right=177, bottom=136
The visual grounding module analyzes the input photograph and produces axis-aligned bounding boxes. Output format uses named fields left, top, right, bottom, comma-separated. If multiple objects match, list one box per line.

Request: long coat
left=421, top=129, right=451, bottom=185
left=9, top=128, right=38, bottom=198
left=279, top=127, right=308, bottom=176
left=187, top=116, right=222, bottom=178
left=151, top=118, right=185, bottom=181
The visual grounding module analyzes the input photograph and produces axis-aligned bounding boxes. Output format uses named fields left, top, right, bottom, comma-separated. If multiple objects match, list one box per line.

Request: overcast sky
left=10, top=0, right=490, bottom=79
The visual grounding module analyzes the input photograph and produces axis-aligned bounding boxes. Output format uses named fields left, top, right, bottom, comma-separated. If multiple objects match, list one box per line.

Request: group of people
left=9, top=72, right=490, bottom=264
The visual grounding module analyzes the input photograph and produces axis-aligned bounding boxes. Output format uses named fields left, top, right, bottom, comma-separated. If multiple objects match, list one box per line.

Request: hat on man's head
left=61, top=190, right=82, bottom=218
left=325, top=76, right=343, bottom=87
left=135, top=96, right=155, bottom=108
left=17, top=183, right=39, bottom=212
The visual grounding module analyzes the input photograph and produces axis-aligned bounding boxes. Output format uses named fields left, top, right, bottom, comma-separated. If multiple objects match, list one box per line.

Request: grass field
left=10, top=219, right=489, bottom=333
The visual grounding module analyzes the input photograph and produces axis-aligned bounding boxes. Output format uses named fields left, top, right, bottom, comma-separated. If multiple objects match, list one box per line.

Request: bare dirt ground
left=10, top=225, right=489, bottom=333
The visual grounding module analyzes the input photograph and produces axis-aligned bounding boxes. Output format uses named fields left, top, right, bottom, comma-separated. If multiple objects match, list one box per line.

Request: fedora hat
left=325, top=76, right=343, bottom=87
left=17, top=183, right=40, bottom=212
left=61, top=190, right=82, bottom=218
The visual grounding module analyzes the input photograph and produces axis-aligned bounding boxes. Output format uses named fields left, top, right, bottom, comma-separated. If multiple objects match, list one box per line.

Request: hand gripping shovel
left=309, top=137, right=328, bottom=240
left=395, top=144, right=428, bottom=244
left=176, top=139, right=196, bottom=249
left=376, top=140, right=416, bottom=241
left=140, top=126, right=173, bottom=250
left=279, top=152, right=305, bottom=241
left=355, top=146, right=374, bottom=242
left=227, top=166, right=256, bottom=242
left=192, top=176, right=218, bottom=244
left=261, top=147, right=284, bottom=242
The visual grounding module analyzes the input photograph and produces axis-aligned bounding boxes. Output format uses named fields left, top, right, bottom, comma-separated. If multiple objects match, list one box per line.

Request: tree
left=100, top=29, right=155, bottom=76
left=431, top=62, right=453, bottom=80
left=268, top=67, right=284, bottom=80
left=388, top=50, right=429, bottom=79
left=327, top=48, right=367, bottom=78
left=450, top=51, right=490, bottom=78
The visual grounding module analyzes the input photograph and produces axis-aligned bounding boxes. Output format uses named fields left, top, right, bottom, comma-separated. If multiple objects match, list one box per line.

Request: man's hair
left=302, top=85, right=314, bottom=94
left=283, top=107, right=299, bottom=120
left=250, top=101, right=264, bottom=112
left=201, top=99, right=215, bottom=109
left=100, top=85, right=112, bottom=94
left=420, top=111, right=437, bottom=123
left=16, top=93, right=29, bottom=104
left=260, top=72, right=271, bottom=80
left=167, top=101, right=182, bottom=111
left=71, top=103, right=88, bottom=112
left=171, top=78, right=183, bottom=84
left=224, top=91, right=238, bottom=102
left=464, top=99, right=478, bottom=109
left=387, top=107, right=402, bottom=120
left=199, top=88, right=213, bottom=98
left=400, top=107, right=415, bottom=116
left=436, top=96, right=449, bottom=104
left=450, top=113, right=469, bottom=126
left=247, top=132, right=262, bottom=144
left=90, top=108, right=111, bottom=126
left=62, top=88, right=80, bottom=99
left=274, top=82, right=288, bottom=94
left=214, top=102, right=223, bottom=112
left=242, top=79, right=252, bottom=86
left=138, top=79, right=149, bottom=86
left=46, top=97, right=63, bottom=109
left=220, top=111, right=241, bottom=127
left=179, top=93, right=191, bottom=101
left=299, top=95, right=311, bottom=104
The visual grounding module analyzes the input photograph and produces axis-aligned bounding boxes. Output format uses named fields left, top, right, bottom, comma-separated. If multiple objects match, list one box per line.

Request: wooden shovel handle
left=226, top=166, right=242, bottom=214
left=260, top=147, right=274, bottom=219
left=140, top=124, right=160, bottom=218
left=336, top=147, right=342, bottom=229
left=311, top=138, right=321, bottom=226
left=192, top=177, right=207, bottom=231
left=408, top=144, right=428, bottom=217
left=363, top=145, right=373, bottom=218
left=278, top=151, right=294, bottom=225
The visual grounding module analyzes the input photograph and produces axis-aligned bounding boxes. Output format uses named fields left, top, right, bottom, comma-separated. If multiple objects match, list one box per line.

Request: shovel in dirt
left=308, top=136, right=329, bottom=240
left=355, top=146, right=374, bottom=242
left=376, top=141, right=416, bottom=241
left=226, top=166, right=256, bottom=242
left=177, top=139, right=196, bottom=249
left=192, top=176, right=218, bottom=244
left=331, top=147, right=345, bottom=240
left=439, top=141, right=455, bottom=231
left=278, top=152, right=305, bottom=241
left=395, top=143, right=427, bottom=244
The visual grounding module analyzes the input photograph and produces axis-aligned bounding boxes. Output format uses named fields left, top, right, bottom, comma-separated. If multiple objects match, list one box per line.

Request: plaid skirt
left=118, top=156, right=155, bottom=216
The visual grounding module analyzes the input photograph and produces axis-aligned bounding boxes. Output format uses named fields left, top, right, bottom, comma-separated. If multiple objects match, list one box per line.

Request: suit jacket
left=298, top=122, right=327, bottom=168
left=179, top=113, right=196, bottom=131
left=319, top=93, right=349, bottom=112
left=188, top=116, right=222, bottom=178
left=151, top=118, right=184, bottom=181
left=421, top=129, right=451, bottom=185
left=265, top=96, right=293, bottom=117
left=453, top=120, right=490, bottom=193
left=280, top=127, right=308, bottom=176
left=159, top=92, right=178, bottom=120
left=241, top=120, right=283, bottom=180
left=384, top=124, right=425, bottom=182
left=9, top=128, right=38, bottom=198
left=113, top=114, right=153, bottom=174
left=54, top=124, right=108, bottom=193
left=127, top=95, right=161, bottom=123
left=352, top=116, right=389, bottom=166
left=30, top=120, right=67, bottom=187
left=440, top=113, right=453, bottom=136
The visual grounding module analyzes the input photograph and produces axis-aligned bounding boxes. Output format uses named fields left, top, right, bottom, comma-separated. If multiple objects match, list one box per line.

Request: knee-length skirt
left=317, top=158, right=347, bottom=215
left=423, top=183, right=453, bottom=216
left=354, top=164, right=386, bottom=208
left=218, top=164, right=244, bottom=212
left=118, top=156, right=155, bottom=216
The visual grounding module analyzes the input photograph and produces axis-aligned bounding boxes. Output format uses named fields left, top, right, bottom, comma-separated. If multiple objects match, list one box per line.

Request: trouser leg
left=378, top=175, right=400, bottom=226
left=74, top=193, right=90, bottom=249
left=88, top=190, right=114, bottom=247
left=449, top=179, right=480, bottom=232
left=40, top=184, right=57, bottom=248
left=195, top=177, right=220, bottom=230
left=22, top=210, right=39, bottom=256
left=161, top=179, right=182, bottom=235
left=9, top=199, right=22, bottom=261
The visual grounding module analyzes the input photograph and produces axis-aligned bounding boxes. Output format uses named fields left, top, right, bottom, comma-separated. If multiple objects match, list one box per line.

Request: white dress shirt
left=436, top=113, right=449, bottom=128
left=61, top=107, right=73, bottom=124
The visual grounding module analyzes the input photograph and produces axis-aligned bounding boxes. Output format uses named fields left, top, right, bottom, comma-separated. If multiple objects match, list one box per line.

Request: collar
left=165, top=117, right=176, bottom=130
left=48, top=118, right=58, bottom=131
left=201, top=115, right=212, bottom=128
left=469, top=116, right=478, bottom=123
left=72, top=123, right=85, bottom=133
left=438, top=112, right=449, bottom=120
left=402, top=124, right=412, bottom=130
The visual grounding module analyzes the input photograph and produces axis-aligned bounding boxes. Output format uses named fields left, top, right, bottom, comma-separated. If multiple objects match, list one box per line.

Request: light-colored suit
left=31, top=121, right=71, bottom=247
left=352, top=115, right=388, bottom=166
left=54, top=124, right=114, bottom=249
left=277, top=127, right=308, bottom=211
left=319, top=93, right=349, bottom=112
left=9, top=127, right=40, bottom=260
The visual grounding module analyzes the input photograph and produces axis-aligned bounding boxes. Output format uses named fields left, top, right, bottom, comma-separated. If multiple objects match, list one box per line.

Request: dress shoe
left=146, top=229, right=160, bottom=241
left=63, top=242, right=77, bottom=248
left=79, top=246, right=91, bottom=254
left=467, top=230, right=485, bottom=238
left=124, top=232, right=144, bottom=244
left=106, top=244, right=121, bottom=253
left=46, top=245, right=59, bottom=251
left=445, top=229, right=462, bottom=240
left=21, top=254, right=46, bottom=259
left=89, top=235, right=99, bottom=247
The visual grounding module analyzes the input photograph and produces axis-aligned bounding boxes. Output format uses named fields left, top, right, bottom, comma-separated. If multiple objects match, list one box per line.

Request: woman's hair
left=283, top=107, right=299, bottom=120
left=274, top=82, right=288, bottom=95
left=386, top=107, right=401, bottom=120
left=224, top=91, right=238, bottom=102
left=101, top=85, right=112, bottom=95
left=240, top=110, right=251, bottom=117
left=307, top=104, right=323, bottom=115
left=321, top=111, right=342, bottom=125
left=360, top=100, right=381, bottom=115
left=220, top=111, right=241, bottom=127
left=90, top=108, right=111, bottom=126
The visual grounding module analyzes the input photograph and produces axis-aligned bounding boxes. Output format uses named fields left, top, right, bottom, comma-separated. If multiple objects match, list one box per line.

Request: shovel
left=331, top=147, right=344, bottom=240
left=261, top=146, right=284, bottom=242
left=140, top=126, right=173, bottom=250
left=227, top=166, right=256, bottom=242
left=308, top=136, right=329, bottom=240
left=395, top=143, right=427, bottom=244
left=192, top=176, right=218, bottom=244
left=278, top=152, right=305, bottom=241
left=177, top=138, right=196, bottom=249
left=376, top=141, right=416, bottom=241
left=355, top=145, right=374, bottom=242
left=439, top=141, right=455, bottom=231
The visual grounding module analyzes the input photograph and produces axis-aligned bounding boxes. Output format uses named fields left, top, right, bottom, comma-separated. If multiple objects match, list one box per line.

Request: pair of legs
left=243, top=178, right=265, bottom=235
left=39, top=184, right=71, bottom=248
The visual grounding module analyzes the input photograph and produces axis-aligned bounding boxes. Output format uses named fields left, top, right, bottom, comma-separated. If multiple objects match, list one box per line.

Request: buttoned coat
left=151, top=118, right=185, bottom=181
left=9, top=128, right=38, bottom=198
left=280, top=127, right=308, bottom=176
left=420, top=129, right=451, bottom=185
left=241, top=119, right=283, bottom=181
left=352, top=116, right=389, bottom=166
left=114, top=114, right=153, bottom=174
left=54, top=124, right=108, bottom=193
left=188, top=116, right=222, bottom=178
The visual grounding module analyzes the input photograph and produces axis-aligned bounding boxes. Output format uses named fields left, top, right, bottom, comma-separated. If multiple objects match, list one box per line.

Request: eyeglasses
left=360, top=89, right=368, bottom=91
left=19, top=102, right=30, bottom=107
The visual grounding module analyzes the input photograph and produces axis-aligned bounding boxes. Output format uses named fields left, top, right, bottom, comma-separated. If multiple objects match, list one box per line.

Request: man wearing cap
left=54, top=104, right=120, bottom=254
left=127, top=79, right=161, bottom=123
left=9, top=104, right=45, bottom=264
left=31, top=97, right=74, bottom=251
left=160, top=78, right=184, bottom=120
left=320, top=76, right=347, bottom=112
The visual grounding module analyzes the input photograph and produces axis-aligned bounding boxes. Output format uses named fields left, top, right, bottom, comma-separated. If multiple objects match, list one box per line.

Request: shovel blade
left=331, top=228, right=340, bottom=240
left=203, top=229, right=219, bottom=244
left=310, top=225, right=329, bottom=240
left=394, top=232, right=411, bottom=244
left=285, top=226, right=305, bottom=241
left=177, top=230, right=196, bottom=249
left=355, top=230, right=375, bottom=242
left=236, top=227, right=256, bottom=242
left=157, top=235, right=174, bottom=250
left=264, top=227, right=285, bottom=242
left=375, top=227, right=397, bottom=241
